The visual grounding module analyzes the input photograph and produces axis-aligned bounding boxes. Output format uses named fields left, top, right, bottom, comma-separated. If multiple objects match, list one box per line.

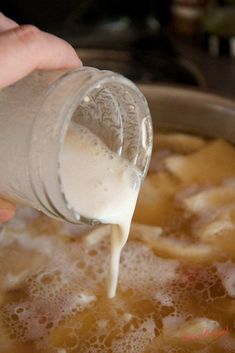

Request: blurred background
left=1, top=0, right=235, bottom=98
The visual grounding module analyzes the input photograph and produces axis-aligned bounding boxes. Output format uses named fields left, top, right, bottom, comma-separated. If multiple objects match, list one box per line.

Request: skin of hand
left=0, top=12, right=82, bottom=223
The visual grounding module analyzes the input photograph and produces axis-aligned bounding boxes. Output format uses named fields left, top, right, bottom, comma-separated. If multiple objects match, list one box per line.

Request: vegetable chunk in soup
left=0, top=132, right=235, bottom=353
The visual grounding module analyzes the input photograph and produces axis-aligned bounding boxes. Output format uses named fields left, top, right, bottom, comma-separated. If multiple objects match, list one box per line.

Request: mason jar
left=0, top=67, right=152, bottom=224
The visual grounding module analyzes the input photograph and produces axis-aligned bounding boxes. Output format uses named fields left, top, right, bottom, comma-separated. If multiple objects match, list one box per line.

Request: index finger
left=0, top=24, right=82, bottom=89
left=0, top=12, right=18, bottom=32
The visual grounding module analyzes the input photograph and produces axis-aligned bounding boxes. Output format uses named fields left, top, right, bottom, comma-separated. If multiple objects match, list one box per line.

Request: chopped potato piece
left=150, top=238, right=220, bottom=263
left=170, top=317, right=219, bottom=337
left=165, top=317, right=222, bottom=346
left=155, top=133, right=206, bottom=153
left=130, top=224, right=220, bottom=263
left=150, top=131, right=208, bottom=173
left=200, top=218, right=235, bottom=241
left=150, top=172, right=180, bottom=193
left=133, top=173, right=179, bottom=226
left=165, top=155, right=185, bottom=175
left=197, top=209, right=235, bottom=259
left=145, top=317, right=222, bottom=351
left=165, top=140, right=235, bottom=184
left=183, top=187, right=235, bottom=213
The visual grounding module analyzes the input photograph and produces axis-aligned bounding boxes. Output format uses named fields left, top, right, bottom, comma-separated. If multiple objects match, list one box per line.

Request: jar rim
left=30, top=67, right=152, bottom=224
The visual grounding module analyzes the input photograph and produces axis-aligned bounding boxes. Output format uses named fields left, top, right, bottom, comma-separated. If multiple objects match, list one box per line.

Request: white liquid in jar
left=60, top=122, right=141, bottom=297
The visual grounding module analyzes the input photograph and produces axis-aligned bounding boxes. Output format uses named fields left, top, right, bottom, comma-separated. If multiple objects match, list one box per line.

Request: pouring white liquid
left=60, top=122, right=141, bottom=297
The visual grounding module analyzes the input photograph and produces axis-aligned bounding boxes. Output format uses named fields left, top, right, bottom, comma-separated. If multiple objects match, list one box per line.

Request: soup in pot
left=0, top=132, right=235, bottom=353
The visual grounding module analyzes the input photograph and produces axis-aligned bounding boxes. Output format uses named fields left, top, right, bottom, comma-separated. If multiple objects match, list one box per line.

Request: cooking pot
left=139, top=84, right=235, bottom=142
left=0, top=83, right=235, bottom=353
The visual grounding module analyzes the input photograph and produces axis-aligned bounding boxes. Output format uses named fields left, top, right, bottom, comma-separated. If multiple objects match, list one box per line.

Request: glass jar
left=0, top=67, right=152, bottom=224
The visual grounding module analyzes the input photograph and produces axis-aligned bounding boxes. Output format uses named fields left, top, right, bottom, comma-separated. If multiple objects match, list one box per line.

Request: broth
left=0, top=133, right=235, bottom=353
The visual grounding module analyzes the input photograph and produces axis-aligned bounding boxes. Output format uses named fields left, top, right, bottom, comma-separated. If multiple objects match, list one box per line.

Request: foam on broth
left=0, top=132, right=235, bottom=353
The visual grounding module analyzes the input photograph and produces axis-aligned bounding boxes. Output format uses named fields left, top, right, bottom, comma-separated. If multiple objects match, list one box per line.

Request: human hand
left=0, top=12, right=82, bottom=222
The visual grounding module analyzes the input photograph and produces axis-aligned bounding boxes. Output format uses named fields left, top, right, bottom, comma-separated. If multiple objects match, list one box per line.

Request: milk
left=60, top=122, right=141, bottom=297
